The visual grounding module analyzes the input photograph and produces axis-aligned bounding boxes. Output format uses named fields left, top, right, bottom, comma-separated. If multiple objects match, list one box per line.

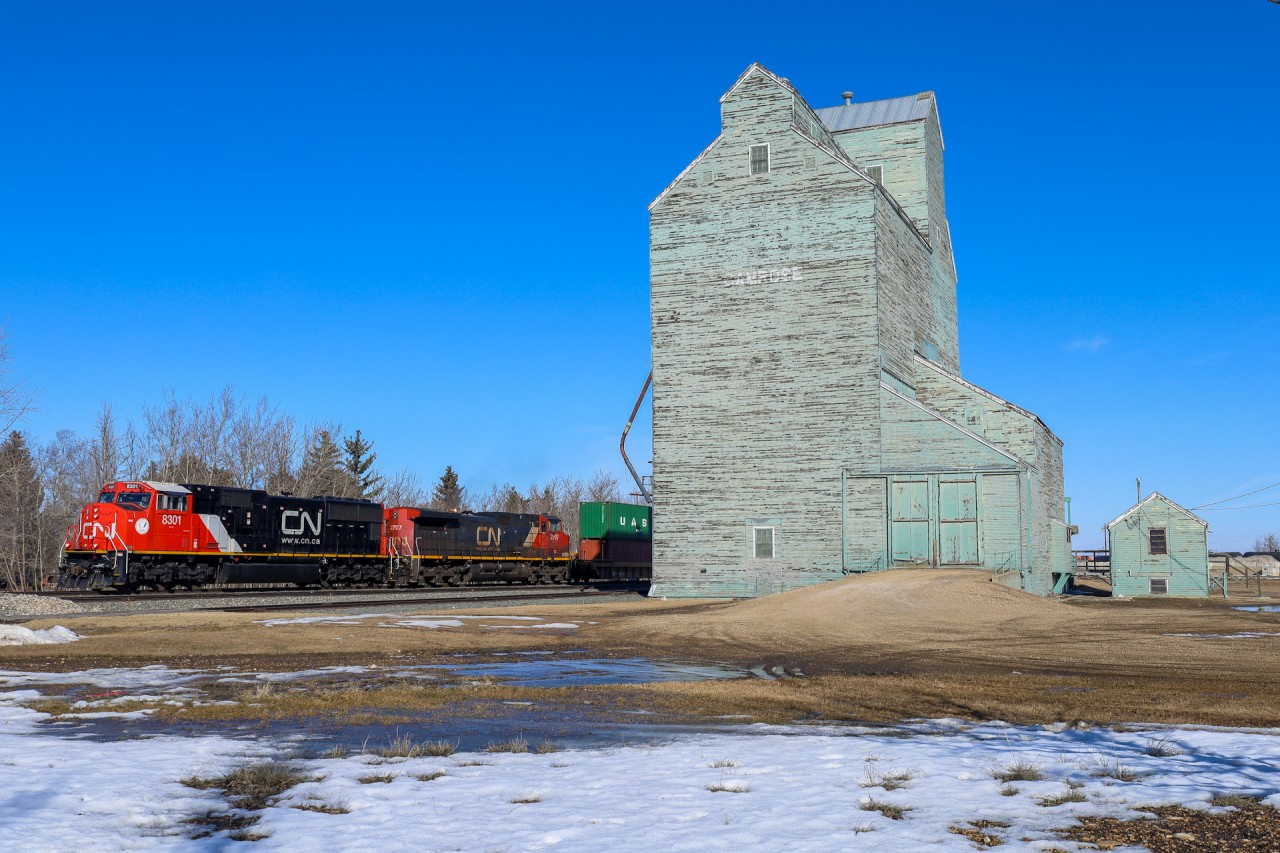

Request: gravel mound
left=652, top=569, right=1093, bottom=654
left=0, top=593, right=85, bottom=617
left=728, top=568, right=1066, bottom=625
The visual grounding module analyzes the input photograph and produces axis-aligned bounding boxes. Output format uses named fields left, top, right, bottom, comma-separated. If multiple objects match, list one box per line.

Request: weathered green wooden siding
left=648, top=64, right=1068, bottom=598
left=1107, top=494, right=1209, bottom=598
left=649, top=67, right=879, bottom=597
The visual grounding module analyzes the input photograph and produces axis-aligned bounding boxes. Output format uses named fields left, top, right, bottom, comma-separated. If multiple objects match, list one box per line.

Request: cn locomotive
left=60, top=480, right=572, bottom=591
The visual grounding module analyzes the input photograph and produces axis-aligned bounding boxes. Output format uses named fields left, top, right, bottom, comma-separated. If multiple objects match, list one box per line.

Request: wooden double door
left=890, top=476, right=979, bottom=566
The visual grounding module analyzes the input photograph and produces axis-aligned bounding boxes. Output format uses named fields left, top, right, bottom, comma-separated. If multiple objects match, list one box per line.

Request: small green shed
left=1104, top=492, right=1209, bottom=598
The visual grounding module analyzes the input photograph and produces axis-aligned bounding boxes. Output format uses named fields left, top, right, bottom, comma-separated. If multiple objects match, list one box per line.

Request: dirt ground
left=8, top=569, right=1280, bottom=727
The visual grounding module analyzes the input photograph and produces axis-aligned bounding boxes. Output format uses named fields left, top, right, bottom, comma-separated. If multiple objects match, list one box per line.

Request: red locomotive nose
left=71, top=502, right=125, bottom=551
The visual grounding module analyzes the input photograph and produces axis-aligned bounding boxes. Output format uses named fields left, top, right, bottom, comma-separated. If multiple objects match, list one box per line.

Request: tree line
left=0, top=356, right=624, bottom=590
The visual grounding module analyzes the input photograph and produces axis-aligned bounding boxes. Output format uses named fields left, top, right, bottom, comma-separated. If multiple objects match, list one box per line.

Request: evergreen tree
left=0, top=431, right=43, bottom=590
left=431, top=465, right=464, bottom=511
left=342, top=429, right=382, bottom=499
left=296, top=429, right=353, bottom=497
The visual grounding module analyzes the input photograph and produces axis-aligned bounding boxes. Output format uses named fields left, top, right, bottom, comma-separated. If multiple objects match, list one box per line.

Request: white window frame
left=749, top=143, right=770, bottom=175
left=1149, top=577, right=1169, bottom=595
left=753, top=526, right=776, bottom=559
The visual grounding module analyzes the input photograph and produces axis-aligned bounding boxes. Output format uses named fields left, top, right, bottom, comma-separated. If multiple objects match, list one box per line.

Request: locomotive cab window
left=98, top=491, right=116, bottom=503
left=116, top=492, right=151, bottom=510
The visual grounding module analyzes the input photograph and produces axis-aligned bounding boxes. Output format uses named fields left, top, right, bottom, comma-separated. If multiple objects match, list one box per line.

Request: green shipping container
left=579, top=502, right=652, bottom=541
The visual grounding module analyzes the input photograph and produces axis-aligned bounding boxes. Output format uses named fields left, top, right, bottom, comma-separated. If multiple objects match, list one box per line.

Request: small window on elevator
left=750, top=144, right=770, bottom=175
left=753, top=526, right=775, bottom=559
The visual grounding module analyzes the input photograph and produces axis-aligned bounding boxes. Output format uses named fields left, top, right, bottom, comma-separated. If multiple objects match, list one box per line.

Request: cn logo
left=476, top=527, right=502, bottom=546
left=282, top=510, right=322, bottom=535
left=82, top=521, right=117, bottom=540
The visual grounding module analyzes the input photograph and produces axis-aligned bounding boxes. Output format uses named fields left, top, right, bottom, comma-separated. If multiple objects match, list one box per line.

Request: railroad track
left=215, top=584, right=644, bottom=613
left=38, top=582, right=648, bottom=610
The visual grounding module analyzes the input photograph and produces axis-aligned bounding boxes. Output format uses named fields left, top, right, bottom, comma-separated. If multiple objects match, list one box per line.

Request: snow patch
left=0, top=625, right=80, bottom=646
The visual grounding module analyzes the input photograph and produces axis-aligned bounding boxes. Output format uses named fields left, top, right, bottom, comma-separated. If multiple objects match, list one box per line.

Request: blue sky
left=1, top=1, right=1276, bottom=549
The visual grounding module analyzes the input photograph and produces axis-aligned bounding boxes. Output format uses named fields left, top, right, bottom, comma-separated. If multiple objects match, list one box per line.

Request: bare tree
left=0, top=431, right=42, bottom=589
left=229, top=395, right=280, bottom=489
left=1255, top=534, right=1280, bottom=553
left=0, top=329, right=36, bottom=439
left=586, top=468, right=623, bottom=502
left=478, top=483, right=528, bottom=513
left=141, top=388, right=188, bottom=482
left=36, top=430, right=95, bottom=582
left=190, top=386, right=239, bottom=484
left=87, top=402, right=121, bottom=488
left=263, top=412, right=301, bottom=494
left=383, top=468, right=429, bottom=508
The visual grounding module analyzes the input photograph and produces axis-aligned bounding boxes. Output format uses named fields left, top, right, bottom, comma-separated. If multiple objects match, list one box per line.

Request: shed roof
left=1104, top=492, right=1209, bottom=532
left=816, top=94, right=934, bottom=132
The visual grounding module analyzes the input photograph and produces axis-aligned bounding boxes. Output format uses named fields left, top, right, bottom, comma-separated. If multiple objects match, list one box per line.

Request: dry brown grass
left=990, top=759, right=1045, bottom=783
left=487, top=736, right=530, bottom=754
left=1209, top=792, right=1266, bottom=809
left=181, top=760, right=309, bottom=811
left=861, top=796, right=912, bottom=820
left=26, top=669, right=1280, bottom=731
left=11, top=571, right=1280, bottom=730
left=1038, top=788, right=1088, bottom=807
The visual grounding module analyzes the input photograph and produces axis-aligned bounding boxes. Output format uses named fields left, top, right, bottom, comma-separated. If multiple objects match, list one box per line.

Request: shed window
left=753, top=526, right=775, bottom=559
left=1149, top=577, right=1168, bottom=595
left=749, top=144, right=770, bottom=175
left=1149, top=528, right=1168, bottom=555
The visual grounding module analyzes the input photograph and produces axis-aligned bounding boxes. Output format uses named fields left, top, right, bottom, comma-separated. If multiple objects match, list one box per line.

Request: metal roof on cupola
left=815, top=93, right=936, bottom=132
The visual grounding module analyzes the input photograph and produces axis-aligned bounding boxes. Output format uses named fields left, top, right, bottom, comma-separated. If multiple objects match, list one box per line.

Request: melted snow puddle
left=258, top=613, right=557, bottom=628
left=1165, top=631, right=1280, bottom=639
left=1233, top=605, right=1280, bottom=613
left=0, top=657, right=747, bottom=726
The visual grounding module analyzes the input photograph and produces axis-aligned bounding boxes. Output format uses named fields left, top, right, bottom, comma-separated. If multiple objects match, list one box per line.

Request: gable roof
left=815, top=93, right=935, bottom=133
left=718, top=62, right=797, bottom=103
left=1104, top=492, right=1209, bottom=532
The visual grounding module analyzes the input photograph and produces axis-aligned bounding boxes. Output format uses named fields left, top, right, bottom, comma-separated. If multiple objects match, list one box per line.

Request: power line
left=1198, top=500, right=1280, bottom=511
left=1192, top=481, right=1280, bottom=510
